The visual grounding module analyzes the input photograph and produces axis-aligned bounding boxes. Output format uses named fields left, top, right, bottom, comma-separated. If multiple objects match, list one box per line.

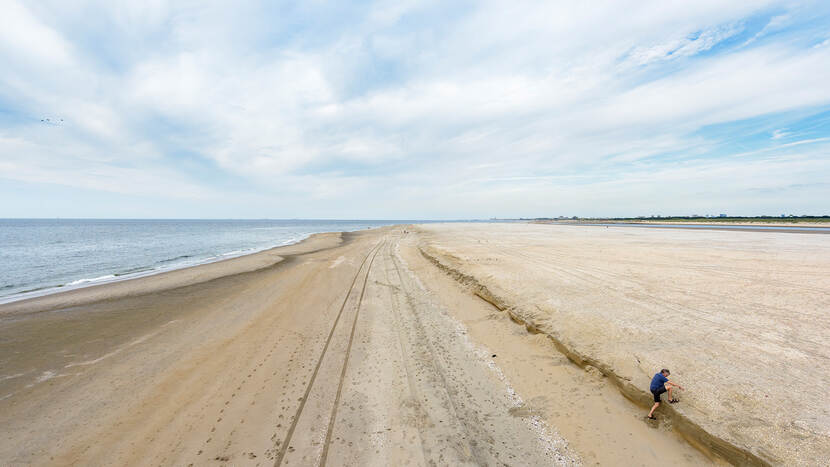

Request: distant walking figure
left=647, top=368, right=683, bottom=420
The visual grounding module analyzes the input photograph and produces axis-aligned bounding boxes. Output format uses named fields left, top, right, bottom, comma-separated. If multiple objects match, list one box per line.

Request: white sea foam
left=66, top=275, right=116, bottom=286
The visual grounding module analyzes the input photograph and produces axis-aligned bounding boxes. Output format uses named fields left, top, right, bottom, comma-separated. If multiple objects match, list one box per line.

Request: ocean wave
left=221, top=250, right=245, bottom=256
left=66, top=275, right=116, bottom=286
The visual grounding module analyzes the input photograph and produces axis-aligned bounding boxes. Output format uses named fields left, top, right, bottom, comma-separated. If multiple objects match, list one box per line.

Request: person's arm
left=667, top=381, right=684, bottom=390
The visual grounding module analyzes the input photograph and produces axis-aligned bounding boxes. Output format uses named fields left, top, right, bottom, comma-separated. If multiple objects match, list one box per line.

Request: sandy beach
left=2, top=224, right=825, bottom=465
left=417, top=223, right=830, bottom=465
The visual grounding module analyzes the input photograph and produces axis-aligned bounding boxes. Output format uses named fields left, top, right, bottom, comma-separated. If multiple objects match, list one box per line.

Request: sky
left=1, top=1, right=829, bottom=219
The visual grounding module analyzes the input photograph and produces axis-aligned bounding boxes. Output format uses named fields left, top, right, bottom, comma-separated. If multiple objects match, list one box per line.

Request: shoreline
left=0, top=219, right=417, bottom=309
left=0, top=234, right=313, bottom=308
left=0, top=230, right=338, bottom=316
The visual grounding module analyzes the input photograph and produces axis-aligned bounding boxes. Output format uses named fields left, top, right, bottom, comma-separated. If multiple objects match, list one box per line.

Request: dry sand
left=416, top=222, right=830, bottom=466
left=538, top=220, right=830, bottom=228
left=2, top=223, right=809, bottom=466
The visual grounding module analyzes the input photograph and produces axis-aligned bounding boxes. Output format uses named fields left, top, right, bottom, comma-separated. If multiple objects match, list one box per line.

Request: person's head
left=661, top=368, right=670, bottom=376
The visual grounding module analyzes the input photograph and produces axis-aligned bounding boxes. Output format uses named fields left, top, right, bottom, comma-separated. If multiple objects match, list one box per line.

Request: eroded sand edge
left=417, top=240, right=782, bottom=466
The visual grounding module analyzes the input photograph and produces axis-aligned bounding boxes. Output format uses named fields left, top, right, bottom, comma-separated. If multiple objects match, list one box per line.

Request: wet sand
left=0, top=224, right=772, bottom=466
left=416, top=223, right=830, bottom=465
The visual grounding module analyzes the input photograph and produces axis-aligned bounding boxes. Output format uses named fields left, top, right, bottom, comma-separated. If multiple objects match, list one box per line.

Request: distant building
left=719, top=213, right=727, bottom=217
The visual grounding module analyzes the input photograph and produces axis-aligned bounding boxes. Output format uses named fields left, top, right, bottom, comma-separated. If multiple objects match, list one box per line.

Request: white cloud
left=0, top=0, right=74, bottom=67
left=772, top=129, right=790, bottom=139
left=0, top=0, right=828, bottom=217
left=629, top=22, right=745, bottom=65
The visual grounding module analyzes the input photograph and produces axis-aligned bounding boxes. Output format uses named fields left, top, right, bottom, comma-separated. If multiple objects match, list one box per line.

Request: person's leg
left=648, top=401, right=659, bottom=418
left=667, top=384, right=673, bottom=401
left=648, top=388, right=663, bottom=418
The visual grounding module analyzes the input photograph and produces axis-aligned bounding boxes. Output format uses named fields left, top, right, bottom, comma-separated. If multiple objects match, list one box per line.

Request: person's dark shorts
left=652, top=386, right=667, bottom=402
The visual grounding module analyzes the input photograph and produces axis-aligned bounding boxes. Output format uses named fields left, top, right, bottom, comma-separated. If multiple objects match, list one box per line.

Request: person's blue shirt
left=650, top=373, right=668, bottom=392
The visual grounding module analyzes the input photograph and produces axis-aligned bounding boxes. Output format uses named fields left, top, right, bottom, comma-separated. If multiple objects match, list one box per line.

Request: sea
left=0, top=219, right=438, bottom=304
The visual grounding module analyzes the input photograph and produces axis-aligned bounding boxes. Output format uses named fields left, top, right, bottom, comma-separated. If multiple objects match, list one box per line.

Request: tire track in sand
left=273, top=239, right=383, bottom=467
left=387, top=239, right=488, bottom=465
left=318, top=240, right=384, bottom=465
